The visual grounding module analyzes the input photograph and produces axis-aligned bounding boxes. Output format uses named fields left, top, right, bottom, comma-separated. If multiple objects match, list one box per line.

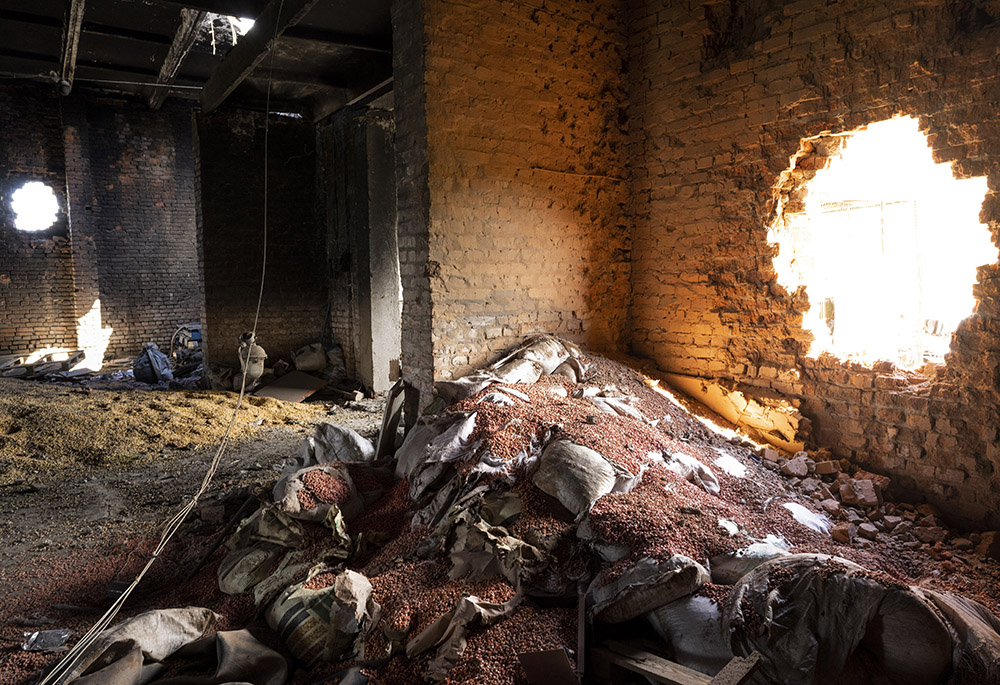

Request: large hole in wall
left=10, top=181, right=60, bottom=232
left=769, top=117, right=995, bottom=370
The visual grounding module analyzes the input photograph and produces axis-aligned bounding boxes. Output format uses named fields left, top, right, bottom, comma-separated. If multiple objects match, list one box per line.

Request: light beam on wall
left=74, top=299, right=113, bottom=372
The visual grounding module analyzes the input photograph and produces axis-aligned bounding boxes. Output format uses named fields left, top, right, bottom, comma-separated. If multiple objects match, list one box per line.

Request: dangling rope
left=37, top=3, right=286, bottom=682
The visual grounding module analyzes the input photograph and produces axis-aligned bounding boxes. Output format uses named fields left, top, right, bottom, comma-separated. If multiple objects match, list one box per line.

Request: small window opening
left=770, top=117, right=995, bottom=370
left=10, top=181, right=60, bottom=232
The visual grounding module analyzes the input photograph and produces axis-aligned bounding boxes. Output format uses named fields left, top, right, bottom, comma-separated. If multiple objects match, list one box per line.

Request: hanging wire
left=36, top=2, right=286, bottom=682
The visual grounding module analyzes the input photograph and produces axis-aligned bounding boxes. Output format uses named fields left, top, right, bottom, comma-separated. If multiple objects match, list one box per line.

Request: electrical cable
left=36, top=2, right=286, bottom=683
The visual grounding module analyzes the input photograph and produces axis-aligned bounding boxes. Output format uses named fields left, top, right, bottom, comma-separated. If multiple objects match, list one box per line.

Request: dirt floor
left=0, top=377, right=384, bottom=683
left=2, top=353, right=999, bottom=684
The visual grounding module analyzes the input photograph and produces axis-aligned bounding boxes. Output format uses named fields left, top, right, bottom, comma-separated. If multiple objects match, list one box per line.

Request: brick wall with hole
left=0, top=83, right=78, bottom=356
left=0, top=83, right=203, bottom=361
left=627, top=0, right=1000, bottom=527
left=394, top=0, right=631, bottom=399
left=195, top=108, right=328, bottom=370
left=62, top=94, right=202, bottom=358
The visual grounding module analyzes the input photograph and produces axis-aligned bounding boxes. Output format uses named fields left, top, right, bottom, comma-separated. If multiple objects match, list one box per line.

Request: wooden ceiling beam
left=58, top=0, right=87, bottom=95
left=199, top=0, right=319, bottom=113
left=147, top=8, right=206, bottom=109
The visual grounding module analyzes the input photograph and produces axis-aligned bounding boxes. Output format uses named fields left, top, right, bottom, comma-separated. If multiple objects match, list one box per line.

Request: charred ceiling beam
left=147, top=8, right=207, bottom=110
left=312, top=76, right=392, bottom=123
left=0, top=10, right=172, bottom=45
left=200, top=0, right=320, bottom=113
left=282, top=26, right=391, bottom=53
left=0, top=48, right=59, bottom=81
left=58, top=0, right=87, bottom=95
left=82, top=22, right=173, bottom=45
left=0, top=9, right=62, bottom=29
left=246, top=69, right=351, bottom=88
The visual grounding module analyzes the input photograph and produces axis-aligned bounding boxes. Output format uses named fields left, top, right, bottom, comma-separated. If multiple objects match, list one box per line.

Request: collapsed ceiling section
left=0, top=0, right=392, bottom=120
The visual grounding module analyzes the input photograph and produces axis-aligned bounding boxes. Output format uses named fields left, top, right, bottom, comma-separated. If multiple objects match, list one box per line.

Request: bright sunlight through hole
left=11, top=181, right=59, bottom=232
left=769, top=117, right=996, bottom=370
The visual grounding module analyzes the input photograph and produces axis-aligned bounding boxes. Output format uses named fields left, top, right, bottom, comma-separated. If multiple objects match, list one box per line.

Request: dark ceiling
left=0, top=0, right=393, bottom=121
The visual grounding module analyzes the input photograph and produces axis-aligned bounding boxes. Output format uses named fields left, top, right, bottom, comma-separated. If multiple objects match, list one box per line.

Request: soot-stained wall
left=627, top=0, right=1000, bottom=527
left=393, top=0, right=631, bottom=401
left=63, top=95, right=201, bottom=358
left=0, top=83, right=201, bottom=361
left=0, top=84, right=76, bottom=356
left=320, top=105, right=401, bottom=394
left=195, top=108, right=328, bottom=368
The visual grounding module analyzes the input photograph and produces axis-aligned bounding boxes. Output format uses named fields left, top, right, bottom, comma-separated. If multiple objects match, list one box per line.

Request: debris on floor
left=3, top=335, right=1000, bottom=685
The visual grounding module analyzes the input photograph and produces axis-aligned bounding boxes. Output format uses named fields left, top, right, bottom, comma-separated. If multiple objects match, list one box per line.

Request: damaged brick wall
left=62, top=95, right=201, bottom=358
left=318, top=114, right=363, bottom=381
left=394, top=0, right=631, bottom=399
left=628, top=0, right=1000, bottom=527
left=0, top=83, right=202, bottom=361
left=0, top=84, right=77, bottom=356
left=195, top=108, right=327, bottom=369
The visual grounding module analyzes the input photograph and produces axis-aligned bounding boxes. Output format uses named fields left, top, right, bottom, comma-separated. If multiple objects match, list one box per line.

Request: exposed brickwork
left=0, top=83, right=201, bottom=361
left=63, top=95, right=201, bottom=358
left=392, top=0, right=435, bottom=403
left=194, top=108, right=328, bottom=368
left=421, top=0, right=631, bottom=382
left=319, top=106, right=400, bottom=392
left=627, top=0, right=1000, bottom=527
left=0, top=83, right=77, bottom=356
left=319, top=109, right=370, bottom=381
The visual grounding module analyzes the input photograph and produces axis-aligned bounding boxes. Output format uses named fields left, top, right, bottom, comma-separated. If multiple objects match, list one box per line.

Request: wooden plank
left=148, top=8, right=206, bottom=109
left=199, top=0, right=320, bottom=113
left=58, top=0, right=87, bottom=94
left=710, top=652, right=761, bottom=685
left=593, top=642, right=712, bottom=685
left=282, top=25, right=391, bottom=53
left=374, top=379, right=405, bottom=459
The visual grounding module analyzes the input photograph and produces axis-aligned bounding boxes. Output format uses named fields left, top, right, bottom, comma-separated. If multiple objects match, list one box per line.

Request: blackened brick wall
left=392, top=0, right=435, bottom=403
left=319, top=111, right=364, bottom=379
left=195, top=108, right=328, bottom=368
left=0, top=83, right=77, bottom=355
left=0, top=83, right=201, bottom=361
left=63, top=95, right=201, bottom=358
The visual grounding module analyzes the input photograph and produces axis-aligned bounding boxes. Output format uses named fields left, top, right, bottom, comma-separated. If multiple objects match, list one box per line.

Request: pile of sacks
left=60, top=335, right=1000, bottom=685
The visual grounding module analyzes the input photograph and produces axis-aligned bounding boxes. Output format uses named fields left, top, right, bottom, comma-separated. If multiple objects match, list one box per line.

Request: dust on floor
left=0, top=377, right=384, bottom=676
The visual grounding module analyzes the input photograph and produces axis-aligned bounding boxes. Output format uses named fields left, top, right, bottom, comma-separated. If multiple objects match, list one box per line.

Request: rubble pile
left=15, top=335, right=1000, bottom=684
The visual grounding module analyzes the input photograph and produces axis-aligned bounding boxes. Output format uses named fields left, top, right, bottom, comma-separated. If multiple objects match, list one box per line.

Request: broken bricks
left=831, top=522, right=857, bottom=543
left=814, top=459, right=841, bottom=475
left=780, top=455, right=810, bottom=477
left=839, top=478, right=881, bottom=508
